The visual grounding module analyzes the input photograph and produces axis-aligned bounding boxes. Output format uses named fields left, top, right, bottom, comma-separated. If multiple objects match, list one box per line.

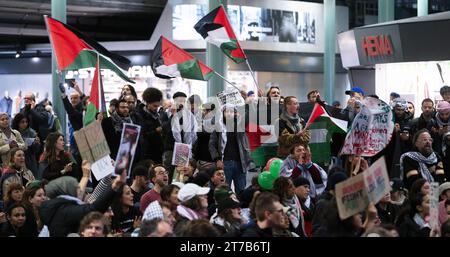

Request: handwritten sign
left=340, top=97, right=394, bottom=157
left=91, top=155, right=115, bottom=181
left=216, top=89, right=245, bottom=108
left=74, top=121, right=110, bottom=164
left=335, top=157, right=391, bottom=219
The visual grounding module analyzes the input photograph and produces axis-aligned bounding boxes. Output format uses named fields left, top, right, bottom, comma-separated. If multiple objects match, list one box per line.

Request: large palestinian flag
left=44, top=16, right=133, bottom=84
left=305, top=103, right=348, bottom=166
left=151, top=36, right=213, bottom=81
left=83, top=56, right=106, bottom=126
left=194, top=5, right=247, bottom=64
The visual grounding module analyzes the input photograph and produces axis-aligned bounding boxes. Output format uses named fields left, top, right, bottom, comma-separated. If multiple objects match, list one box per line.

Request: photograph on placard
left=114, top=123, right=141, bottom=177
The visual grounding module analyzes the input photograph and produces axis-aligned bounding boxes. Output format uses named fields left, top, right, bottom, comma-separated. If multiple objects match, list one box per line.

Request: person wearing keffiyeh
left=400, top=129, right=446, bottom=189
left=102, top=98, right=134, bottom=159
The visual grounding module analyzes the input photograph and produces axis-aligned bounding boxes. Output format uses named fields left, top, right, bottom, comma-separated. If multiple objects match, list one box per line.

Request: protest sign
left=83, top=121, right=110, bottom=161
left=172, top=142, right=191, bottom=167
left=91, top=155, right=115, bottom=181
left=216, top=89, right=245, bottom=109
left=335, top=157, right=391, bottom=219
left=429, top=182, right=440, bottom=230
left=74, top=129, right=94, bottom=164
left=340, top=97, right=394, bottom=157
left=114, top=123, right=141, bottom=177
left=74, top=121, right=111, bottom=179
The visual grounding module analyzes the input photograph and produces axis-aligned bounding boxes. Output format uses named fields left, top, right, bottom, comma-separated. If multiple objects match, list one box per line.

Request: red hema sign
left=362, top=35, right=393, bottom=57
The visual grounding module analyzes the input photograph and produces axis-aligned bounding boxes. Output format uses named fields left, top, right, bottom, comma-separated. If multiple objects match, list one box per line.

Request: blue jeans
left=223, top=160, right=246, bottom=196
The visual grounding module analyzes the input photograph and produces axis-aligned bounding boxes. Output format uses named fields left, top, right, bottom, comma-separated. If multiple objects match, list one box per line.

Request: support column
left=324, top=0, right=335, bottom=104
left=51, top=0, right=67, bottom=138
left=417, top=0, right=428, bottom=16
left=207, top=0, right=226, bottom=98
left=378, top=0, right=395, bottom=23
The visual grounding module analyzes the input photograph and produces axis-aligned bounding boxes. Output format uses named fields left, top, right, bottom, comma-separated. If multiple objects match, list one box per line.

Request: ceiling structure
left=0, top=0, right=167, bottom=54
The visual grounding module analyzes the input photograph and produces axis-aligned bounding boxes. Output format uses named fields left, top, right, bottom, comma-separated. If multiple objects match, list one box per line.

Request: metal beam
left=418, top=0, right=428, bottom=16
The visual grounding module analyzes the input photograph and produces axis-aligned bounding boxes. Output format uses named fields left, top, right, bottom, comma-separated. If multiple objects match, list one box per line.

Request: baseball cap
left=217, top=197, right=241, bottom=213
left=247, top=91, right=255, bottom=97
left=177, top=183, right=210, bottom=202
left=345, top=87, right=365, bottom=96
left=438, top=182, right=450, bottom=197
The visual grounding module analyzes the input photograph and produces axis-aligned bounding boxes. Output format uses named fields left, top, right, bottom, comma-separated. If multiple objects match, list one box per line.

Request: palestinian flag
left=305, top=103, right=348, bottom=166
left=151, top=36, right=213, bottom=81
left=194, top=5, right=247, bottom=64
left=44, top=16, right=133, bottom=84
left=83, top=56, right=106, bottom=126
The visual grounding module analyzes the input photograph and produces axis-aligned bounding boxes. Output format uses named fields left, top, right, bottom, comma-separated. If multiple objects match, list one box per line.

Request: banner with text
left=340, top=97, right=394, bottom=157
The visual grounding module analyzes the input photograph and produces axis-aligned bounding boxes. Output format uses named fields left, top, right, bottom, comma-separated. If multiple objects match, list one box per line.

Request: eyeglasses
left=270, top=208, right=284, bottom=214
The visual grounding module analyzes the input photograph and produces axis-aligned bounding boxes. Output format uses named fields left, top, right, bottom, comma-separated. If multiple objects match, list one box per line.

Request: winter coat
left=136, top=104, right=163, bottom=164
left=39, top=187, right=117, bottom=237
left=0, top=166, right=35, bottom=196
left=276, top=112, right=310, bottom=159
left=0, top=128, right=26, bottom=166
left=208, top=118, right=255, bottom=173
left=21, top=104, right=54, bottom=142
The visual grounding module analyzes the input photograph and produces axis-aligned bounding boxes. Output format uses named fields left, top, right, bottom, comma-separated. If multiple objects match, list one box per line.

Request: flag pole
left=245, top=59, right=259, bottom=95
left=213, top=70, right=240, bottom=91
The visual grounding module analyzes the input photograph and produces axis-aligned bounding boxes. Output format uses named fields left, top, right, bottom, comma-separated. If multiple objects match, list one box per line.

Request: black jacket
left=0, top=221, right=36, bottom=237
left=62, top=96, right=83, bottom=131
left=39, top=187, right=117, bottom=237
left=101, top=117, right=121, bottom=160
left=398, top=216, right=430, bottom=237
left=241, top=223, right=273, bottom=237
left=136, top=104, right=163, bottom=164
left=21, top=104, right=53, bottom=141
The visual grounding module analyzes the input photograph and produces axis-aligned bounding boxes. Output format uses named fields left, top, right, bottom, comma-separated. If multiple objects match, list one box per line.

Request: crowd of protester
left=0, top=81, right=449, bottom=237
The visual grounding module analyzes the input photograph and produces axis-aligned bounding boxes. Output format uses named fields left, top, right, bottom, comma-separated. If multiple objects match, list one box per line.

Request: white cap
left=172, top=182, right=185, bottom=189
left=177, top=183, right=210, bottom=202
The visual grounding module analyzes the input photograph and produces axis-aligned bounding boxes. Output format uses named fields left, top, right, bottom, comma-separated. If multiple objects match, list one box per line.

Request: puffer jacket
left=39, top=187, right=117, bottom=237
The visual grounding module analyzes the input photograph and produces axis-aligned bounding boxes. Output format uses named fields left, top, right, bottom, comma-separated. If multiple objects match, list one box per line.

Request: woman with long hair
left=22, top=181, right=47, bottom=236
left=273, top=176, right=305, bottom=237
left=0, top=148, right=34, bottom=197
left=39, top=132, right=79, bottom=181
left=11, top=113, right=40, bottom=176
left=110, top=184, right=141, bottom=235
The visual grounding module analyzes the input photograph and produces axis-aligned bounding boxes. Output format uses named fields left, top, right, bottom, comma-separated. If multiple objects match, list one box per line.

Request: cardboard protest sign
left=216, top=89, right=245, bottom=108
left=429, top=182, right=440, bottom=230
left=74, top=129, right=95, bottom=164
left=83, top=121, right=110, bottom=161
left=114, top=123, right=141, bottom=178
left=172, top=142, right=190, bottom=167
left=340, top=97, right=394, bottom=157
left=74, top=121, right=111, bottom=179
left=335, top=157, right=391, bottom=219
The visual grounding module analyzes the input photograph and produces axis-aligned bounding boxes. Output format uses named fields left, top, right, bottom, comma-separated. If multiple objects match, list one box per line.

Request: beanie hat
left=326, top=172, right=348, bottom=191
left=45, top=176, right=79, bottom=199
left=293, top=177, right=310, bottom=188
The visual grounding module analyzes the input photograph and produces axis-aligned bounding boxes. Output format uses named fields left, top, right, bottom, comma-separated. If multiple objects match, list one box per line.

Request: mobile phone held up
left=65, top=79, right=75, bottom=88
